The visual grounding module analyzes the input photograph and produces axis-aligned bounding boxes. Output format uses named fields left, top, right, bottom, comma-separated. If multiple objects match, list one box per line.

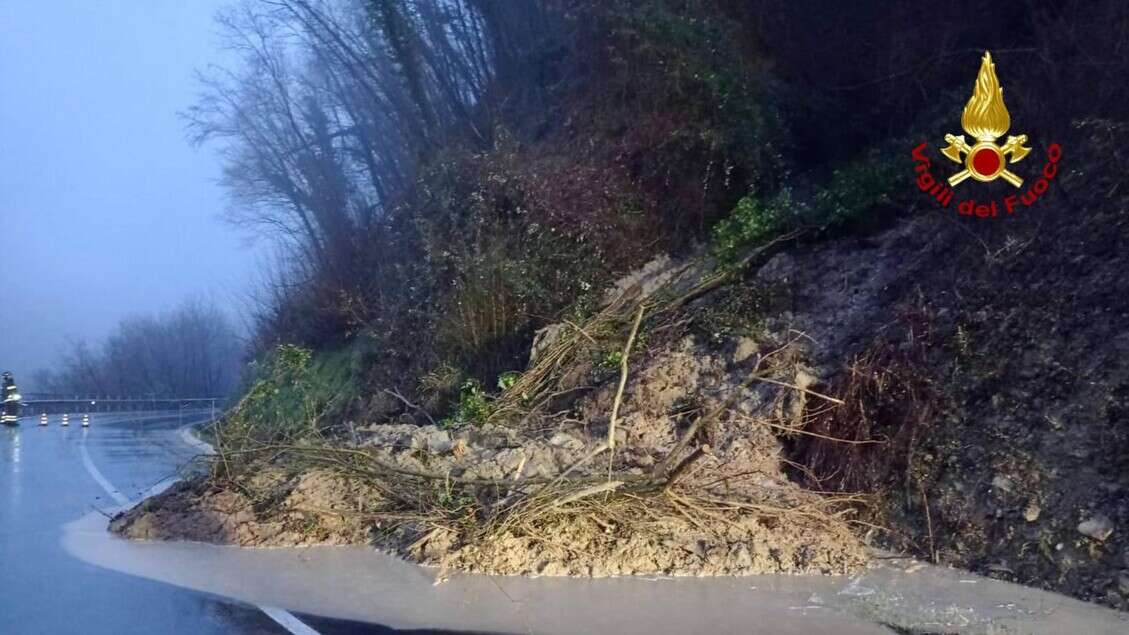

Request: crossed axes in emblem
left=941, top=133, right=1031, bottom=187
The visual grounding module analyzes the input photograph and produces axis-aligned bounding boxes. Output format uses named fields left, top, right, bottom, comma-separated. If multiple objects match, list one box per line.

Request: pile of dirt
left=112, top=309, right=868, bottom=576
left=111, top=469, right=382, bottom=547
left=431, top=498, right=862, bottom=578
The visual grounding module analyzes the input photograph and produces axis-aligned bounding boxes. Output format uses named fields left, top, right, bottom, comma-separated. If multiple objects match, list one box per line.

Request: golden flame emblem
left=961, top=52, right=1010, bottom=141
left=940, top=52, right=1031, bottom=187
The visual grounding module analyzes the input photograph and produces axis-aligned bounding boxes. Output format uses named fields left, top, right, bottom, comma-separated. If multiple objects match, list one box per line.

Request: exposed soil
left=111, top=469, right=380, bottom=547
left=772, top=127, right=1129, bottom=610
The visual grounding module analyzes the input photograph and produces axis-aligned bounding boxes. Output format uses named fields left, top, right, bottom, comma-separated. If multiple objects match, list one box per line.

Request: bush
left=216, top=344, right=359, bottom=469
left=710, top=191, right=792, bottom=263
left=593, top=0, right=785, bottom=238
left=711, top=150, right=905, bottom=263
left=416, top=150, right=614, bottom=384
left=808, top=154, right=904, bottom=232
left=439, top=379, right=494, bottom=429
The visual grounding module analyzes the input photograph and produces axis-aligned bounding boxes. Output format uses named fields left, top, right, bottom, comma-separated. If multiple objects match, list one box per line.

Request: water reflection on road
left=0, top=413, right=288, bottom=634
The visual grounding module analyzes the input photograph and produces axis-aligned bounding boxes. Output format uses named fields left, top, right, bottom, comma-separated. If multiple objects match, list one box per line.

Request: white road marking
left=178, top=424, right=215, bottom=455
left=259, top=607, right=322, bottom=635
left=79, top=439, right=130, bottom=507
left=77, top=414, right=321, bottom=635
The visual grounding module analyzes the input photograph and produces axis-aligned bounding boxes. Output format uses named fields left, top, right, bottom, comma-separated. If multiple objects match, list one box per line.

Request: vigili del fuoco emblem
left=941, top=52, right=1031, bottom=187
left=911, top=50, right=1062, bottom=218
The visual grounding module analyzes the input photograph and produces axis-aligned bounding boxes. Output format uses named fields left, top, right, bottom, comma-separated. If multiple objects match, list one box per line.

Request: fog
left=0, top=0, right=261, bottom=386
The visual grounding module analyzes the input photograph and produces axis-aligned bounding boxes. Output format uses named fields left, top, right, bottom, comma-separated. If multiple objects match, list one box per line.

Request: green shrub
left=217, top=344, right=359, bottom=466
left=496, top=371, right=521, bottom=391
left=711, top=151, right=904, bottom=263
left=439, top=379, right=494, bottom=429
left=598, top=0, right=785, bottom=235
left=417, top=151, right=613, bottom=384
left=808, top=154, right=903, bottom=231
left=710, top=190, right=793, bottom=263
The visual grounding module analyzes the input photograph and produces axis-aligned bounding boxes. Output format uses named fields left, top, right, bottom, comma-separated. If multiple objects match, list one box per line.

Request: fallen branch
left=552, top=481, right=624, bottom=508
left=608, top=304, right=646, bottom=450
left=663, top=445, right=709, bottom=492
left=561, top=319, right=599, bottom=345
left=660, top=229, right=804, bottom=314
left=383, top=388, right=437, bottom=426
left=752, top=377, right=845, bottom=405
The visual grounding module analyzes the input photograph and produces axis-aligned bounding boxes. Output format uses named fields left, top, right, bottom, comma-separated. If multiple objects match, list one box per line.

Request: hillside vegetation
left=115, top=0, right=1129, bottom=613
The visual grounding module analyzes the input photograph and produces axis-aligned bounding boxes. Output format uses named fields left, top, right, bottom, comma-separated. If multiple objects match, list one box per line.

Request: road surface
left=0, top=412, right=424, bottom=635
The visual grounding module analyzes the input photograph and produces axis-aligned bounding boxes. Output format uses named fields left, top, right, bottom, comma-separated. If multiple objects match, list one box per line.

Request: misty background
left=0, top=0, right=262, bottom=390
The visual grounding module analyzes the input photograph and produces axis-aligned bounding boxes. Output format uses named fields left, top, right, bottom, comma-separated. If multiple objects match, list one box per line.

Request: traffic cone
left=62, top=413, right=70, bottom=427
left=38, top=413, right=47, bottom=426
left=81, top=414, right=90, bottom=428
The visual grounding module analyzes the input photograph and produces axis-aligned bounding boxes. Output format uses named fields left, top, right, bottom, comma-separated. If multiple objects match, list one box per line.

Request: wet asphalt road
left=0, top=412, right=293, bottom=634
left=0, top=412, right=463, bottom=635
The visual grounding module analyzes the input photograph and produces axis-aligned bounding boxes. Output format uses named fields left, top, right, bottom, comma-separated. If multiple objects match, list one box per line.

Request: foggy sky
left=0, top=0, right=260, bottom=387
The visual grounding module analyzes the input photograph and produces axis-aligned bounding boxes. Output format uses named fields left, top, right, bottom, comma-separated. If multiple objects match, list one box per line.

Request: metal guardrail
left=19, top=397, right=220, bottom=419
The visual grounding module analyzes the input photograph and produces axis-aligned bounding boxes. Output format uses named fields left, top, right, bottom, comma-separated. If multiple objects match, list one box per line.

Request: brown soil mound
left=113, top=318, right=868, bottom=576
left=111, top=469, right=380, bottom=547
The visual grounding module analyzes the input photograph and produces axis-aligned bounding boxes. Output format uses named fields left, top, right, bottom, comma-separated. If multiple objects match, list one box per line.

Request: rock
left=1119, top=572, right=1129, bottom=596
left=732, top=543, right=753, bottom=568
left=548, top=432, right=584, bottom=451
left=494, top=448, right=526, bottom=474
left=731, top=338, right=759, bottom=364
left=681, top=540, right=707, bottom=559
left=601, top=253, right=690, bottom=305
left=991, top=475, right=1014, bottom=494
left=1077, top=514, right=1114, bottom=541
left=1024, top=500, right=1041, bottom=522
left=428, top=429, right=455, bottom=452
left=530, top=323, right=570, bottom=365
left=756, top=252, right=796, bottom=284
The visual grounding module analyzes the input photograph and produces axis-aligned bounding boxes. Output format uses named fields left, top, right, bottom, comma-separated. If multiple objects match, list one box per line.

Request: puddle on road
left=62, top=512, right=1127, bottom=635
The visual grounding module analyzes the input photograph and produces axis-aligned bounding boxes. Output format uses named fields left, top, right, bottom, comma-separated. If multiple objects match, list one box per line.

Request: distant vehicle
left=2, top=371, right=21, bottom=426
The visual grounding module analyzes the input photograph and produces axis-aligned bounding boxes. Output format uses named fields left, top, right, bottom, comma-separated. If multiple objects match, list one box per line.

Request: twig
left=560, top=319, right=599, bottom=345
left=608, top=303, right=646, bottom=451
left=383, top=388, right=437, bottom=426
left=663, top=445, right=709, bottom=492
left=919, top=478, right=937, bottom=564
left=552, top=481, right=624, bottom=508
left=751, top=377, right=845, bottom=405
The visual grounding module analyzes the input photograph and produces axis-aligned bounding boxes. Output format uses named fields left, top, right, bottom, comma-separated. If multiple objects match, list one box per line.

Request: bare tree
left=40, top=300, right=242, bottom=398
left=187, top=0, right=550, bottom=348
